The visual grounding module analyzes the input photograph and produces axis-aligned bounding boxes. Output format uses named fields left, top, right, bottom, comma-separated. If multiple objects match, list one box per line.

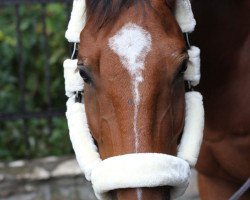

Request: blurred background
left=0, top=0, right=199, bottom=199
left=0, top=0, right=71, bottom=161
left=0, top=0, right=98, bottom=199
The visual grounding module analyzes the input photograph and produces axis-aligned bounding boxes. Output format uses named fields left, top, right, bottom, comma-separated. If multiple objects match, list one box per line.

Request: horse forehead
left=108, top=23, right=152, bottom=72
left=108, top=23, right=152, bottom=58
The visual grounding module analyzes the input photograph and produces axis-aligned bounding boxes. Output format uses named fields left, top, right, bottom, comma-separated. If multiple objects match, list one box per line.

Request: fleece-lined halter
left=64, top=0, right=204, bottom=199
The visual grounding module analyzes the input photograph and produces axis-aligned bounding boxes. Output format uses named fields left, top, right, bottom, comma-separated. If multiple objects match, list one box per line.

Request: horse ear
left=166, top=0, right=176, bottom=11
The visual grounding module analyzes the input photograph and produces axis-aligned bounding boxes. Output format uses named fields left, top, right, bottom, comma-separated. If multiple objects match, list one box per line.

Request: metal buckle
left=185, top=81, right=194, bottom=92
left=188, top=81, right=194, bottom=91
left=75, top=91, right=83, bottom=103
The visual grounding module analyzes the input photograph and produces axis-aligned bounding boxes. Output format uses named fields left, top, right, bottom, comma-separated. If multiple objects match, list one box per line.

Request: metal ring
left=71, top=42, right=79, bottom=60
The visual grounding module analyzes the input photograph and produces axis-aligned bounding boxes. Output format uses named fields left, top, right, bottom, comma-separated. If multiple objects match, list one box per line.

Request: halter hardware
left=184, top=32, right=194, bottom=91
left=75, top=91, right=83, bottom=103
left=69, top=42, right=83, bottom=103
left=185, top=33, right=191, bottom=49
left=185, top=81, right=194, bottom=91
left=70, top=42, right=80, bottom=60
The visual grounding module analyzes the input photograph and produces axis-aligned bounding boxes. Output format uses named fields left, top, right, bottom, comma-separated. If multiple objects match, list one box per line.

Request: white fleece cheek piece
left=184, top=46, right=201, bottom=87
left=66, top=96, right=102, bottom=181
left=175, top=0, right=196, bottom=33
left=63, top=59, right=84, bottom=97
left=91, top=154, right=190, bottom=200
left=177, top=92, right=205, bottom=167
left=65, top=0, right=86, bottom=42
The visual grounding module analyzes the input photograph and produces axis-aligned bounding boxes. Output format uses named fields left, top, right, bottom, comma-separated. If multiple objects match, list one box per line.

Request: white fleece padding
left=66, top=96, right=102, bottom=181
left=175, top=0, right=196, bottom=33
left=178, top=92, right=204, bottom=167
left=65, top=0, right=86, bottom=42
left=91, top=153, right=190, bottom=200
left=184, top=46, right=201, bottom=86
left=63, top=59, right=84, bottom=97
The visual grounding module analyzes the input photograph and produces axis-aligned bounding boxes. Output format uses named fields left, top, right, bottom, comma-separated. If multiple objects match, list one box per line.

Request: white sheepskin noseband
left=91, top=154, right=190, bottom=200
left=64, top=1, right=204, bottom=199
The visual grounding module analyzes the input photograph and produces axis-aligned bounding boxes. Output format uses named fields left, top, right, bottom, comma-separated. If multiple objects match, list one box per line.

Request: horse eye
left=179, top=60, right=188, bottom=74
left=175, top=60, right=188, bottom=80
left=79, top=68, right=92, bottom=84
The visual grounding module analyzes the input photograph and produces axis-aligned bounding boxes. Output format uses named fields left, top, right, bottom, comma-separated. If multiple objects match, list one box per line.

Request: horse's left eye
left=79, top=68, right=92, bottom=84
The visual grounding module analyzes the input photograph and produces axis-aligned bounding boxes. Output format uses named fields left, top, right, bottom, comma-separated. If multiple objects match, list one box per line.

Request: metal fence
left=0, top=0, right=73, bottom=158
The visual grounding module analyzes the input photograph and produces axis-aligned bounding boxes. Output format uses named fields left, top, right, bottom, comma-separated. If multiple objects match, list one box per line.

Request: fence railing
left=0, top=0, right=73, bottom=158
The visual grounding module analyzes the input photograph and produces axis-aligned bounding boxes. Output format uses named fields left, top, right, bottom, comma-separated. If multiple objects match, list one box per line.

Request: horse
left=191, top=0, right=250, bottom=199
left=64, top=0, right=205, bottom=200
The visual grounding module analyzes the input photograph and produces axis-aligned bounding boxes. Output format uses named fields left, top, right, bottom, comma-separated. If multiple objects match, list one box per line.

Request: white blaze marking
left=136, top=188, right=143, bottom=200
left=109, top=23, right=152, bottom=152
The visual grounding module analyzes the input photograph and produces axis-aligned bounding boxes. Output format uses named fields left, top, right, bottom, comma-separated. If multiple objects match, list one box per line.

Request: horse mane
left=85, top=0, right=175, bottom=30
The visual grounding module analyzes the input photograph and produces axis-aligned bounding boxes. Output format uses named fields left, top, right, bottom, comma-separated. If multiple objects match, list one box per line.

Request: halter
left=64, top=1, right=204, bottom=199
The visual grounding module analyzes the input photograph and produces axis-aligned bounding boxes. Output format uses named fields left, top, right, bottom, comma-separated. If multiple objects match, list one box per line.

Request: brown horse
left=77, top=0, right=189, bottom=199
left=191, top=0, right=250, bottom=199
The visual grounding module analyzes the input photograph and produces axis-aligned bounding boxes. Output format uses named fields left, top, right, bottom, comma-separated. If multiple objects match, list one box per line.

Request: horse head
left=64, top=0, right=204, bottom=200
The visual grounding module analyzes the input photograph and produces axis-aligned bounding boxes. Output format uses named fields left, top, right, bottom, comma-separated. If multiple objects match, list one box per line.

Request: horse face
left=78, top=1, right=187, bottom=199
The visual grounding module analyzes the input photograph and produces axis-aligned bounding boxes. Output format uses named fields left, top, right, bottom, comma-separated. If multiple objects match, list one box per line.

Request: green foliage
left=0, top=3, right=73, bottom=161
